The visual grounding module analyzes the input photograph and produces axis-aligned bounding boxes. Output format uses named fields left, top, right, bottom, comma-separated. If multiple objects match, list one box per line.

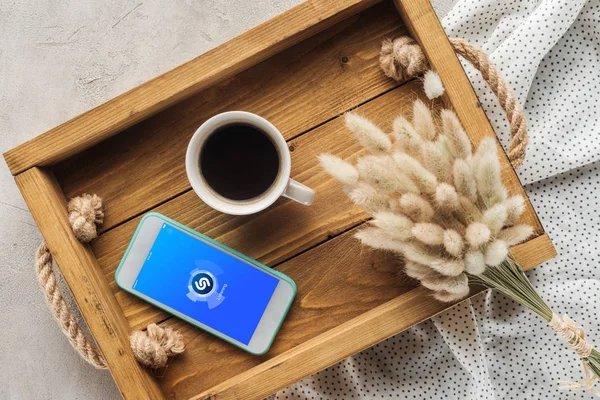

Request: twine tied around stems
left=549, top=314, right=599, bottom=395
left=549, top=314, right=593, bottom=359
left=35, top=193, right=185, bottom=369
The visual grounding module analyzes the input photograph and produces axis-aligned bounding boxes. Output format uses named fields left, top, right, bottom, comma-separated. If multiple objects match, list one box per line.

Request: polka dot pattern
left=443, top=0, right=600, bottom=185
left=278, top=320, right=478, bottom=399
left=277, top=1, right=600, bottom=398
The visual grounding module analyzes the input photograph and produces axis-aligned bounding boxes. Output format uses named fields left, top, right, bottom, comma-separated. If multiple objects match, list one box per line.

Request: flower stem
left=469, top=256, right=553, bottom=321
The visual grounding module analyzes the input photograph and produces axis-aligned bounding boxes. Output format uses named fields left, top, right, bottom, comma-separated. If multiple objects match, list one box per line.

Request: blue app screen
left=134, top=223, right=279, bottom=345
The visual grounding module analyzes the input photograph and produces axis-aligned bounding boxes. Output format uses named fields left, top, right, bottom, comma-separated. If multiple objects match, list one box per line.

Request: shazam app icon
left=191, top=272, right=215, bottom=295
left=187, top=260, right=225, bottom=309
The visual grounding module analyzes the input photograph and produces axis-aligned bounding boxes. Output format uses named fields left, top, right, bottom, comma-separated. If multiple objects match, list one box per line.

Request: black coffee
left=200, top=123, right=280, bottom=201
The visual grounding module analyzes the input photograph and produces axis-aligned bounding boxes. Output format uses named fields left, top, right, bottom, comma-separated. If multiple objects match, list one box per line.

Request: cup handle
left=282, top=179, right=315, bottom=206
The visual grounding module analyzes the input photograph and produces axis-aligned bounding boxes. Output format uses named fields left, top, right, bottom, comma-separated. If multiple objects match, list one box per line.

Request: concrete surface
left=0, top=1, right=452, bottom=398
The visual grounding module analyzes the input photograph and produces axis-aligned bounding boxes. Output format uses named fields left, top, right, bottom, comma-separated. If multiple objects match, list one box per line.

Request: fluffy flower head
left=319, top=76, right=534, bottom=303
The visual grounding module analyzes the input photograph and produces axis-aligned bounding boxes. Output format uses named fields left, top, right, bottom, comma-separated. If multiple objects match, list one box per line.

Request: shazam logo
left=187, top=261, right=226, bottom=309
left=191, top=272, right=214, bottom=295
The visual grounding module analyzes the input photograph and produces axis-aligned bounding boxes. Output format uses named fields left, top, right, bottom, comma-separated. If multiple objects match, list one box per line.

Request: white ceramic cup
left=186, top=111, right=315, bottom=215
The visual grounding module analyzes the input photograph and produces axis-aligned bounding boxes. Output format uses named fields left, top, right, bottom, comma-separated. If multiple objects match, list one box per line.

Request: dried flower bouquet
left=319, top=72, right=599, bottom=394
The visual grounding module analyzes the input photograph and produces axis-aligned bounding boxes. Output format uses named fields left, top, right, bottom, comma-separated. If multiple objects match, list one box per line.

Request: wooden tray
left=4, top=0, right=556, bottom=398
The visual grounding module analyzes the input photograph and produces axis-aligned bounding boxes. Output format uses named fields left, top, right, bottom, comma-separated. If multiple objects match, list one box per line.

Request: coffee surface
left=200, top=123, right=280, bottom=201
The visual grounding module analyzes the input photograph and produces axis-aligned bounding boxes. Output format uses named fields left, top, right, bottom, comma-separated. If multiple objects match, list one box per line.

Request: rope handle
left=35, top=194, right=184, bottom=369
left=379, top=36, right=528, bottom=168
left=36, top=242, right=108, bottom=368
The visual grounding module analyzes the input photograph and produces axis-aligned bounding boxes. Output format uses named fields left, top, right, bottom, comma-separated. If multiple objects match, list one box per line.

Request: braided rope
left=379, top=36, right=528, bottom=168
left=449, top=38, right=528, bottom=168
left=36, top=242, right=108, bottom=368
left=35, top=193, right=184, bottom=369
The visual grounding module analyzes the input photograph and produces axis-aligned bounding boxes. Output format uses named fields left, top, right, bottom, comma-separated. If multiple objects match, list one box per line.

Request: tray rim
left=194, top=237, right=553, bottom=400
left=6, top=0, right=557, bottom=399
left=3, top=0, right=381, bottom=176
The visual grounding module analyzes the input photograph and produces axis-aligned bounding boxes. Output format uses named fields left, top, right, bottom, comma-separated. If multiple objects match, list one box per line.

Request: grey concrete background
left=0, top=1, right=452, bottom=398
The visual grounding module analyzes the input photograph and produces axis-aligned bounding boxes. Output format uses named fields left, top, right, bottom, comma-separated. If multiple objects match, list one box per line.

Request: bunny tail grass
left=471, top=255, right=600, bottom=393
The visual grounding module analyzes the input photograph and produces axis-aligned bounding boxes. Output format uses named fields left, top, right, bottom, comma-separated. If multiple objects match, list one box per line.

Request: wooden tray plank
left=53, top=2, right=406, bottom=232
left=193, top=287, right=468, bottom=400
left=158, top=225, right=416, bottom=398
left=156, top=228, right=554, bottom=399
left=4, top=0, right=383, bottom=176
left=14, top=168, right=165, bottom=400
left=510, top=233, right=556, bottom=268
left=92, top=81, right=428, bottom=330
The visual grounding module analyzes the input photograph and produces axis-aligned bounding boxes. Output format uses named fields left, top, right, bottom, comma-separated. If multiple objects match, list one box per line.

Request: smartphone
left=115, top=212, right=296, bottom=354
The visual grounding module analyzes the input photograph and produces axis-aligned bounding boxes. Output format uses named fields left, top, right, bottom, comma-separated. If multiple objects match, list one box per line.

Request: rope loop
left=379, top=36, right=528, bottom=168
left=35, top=194, right=185, bottom=369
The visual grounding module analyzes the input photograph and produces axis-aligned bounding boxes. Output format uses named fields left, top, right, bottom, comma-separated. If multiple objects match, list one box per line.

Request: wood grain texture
left=191, top=233, right=554, bottom=400
left=393, top=0, right=545, bottom=234
left=194, top=287, right=446, bottom=400
left=92, top=81, right=429, bottom=331
left=511, top=233, right=556, bottom=271
left=3, top=0, right=383, bottom=176
left=194, top=286, right=497, bottom=400
left=152, top=230, right=551, bottom=399
left=157, top=225, right=417, bottom=398
left=53, top=1, right=406, bottom=232
left=14, top=168, right=164, bottom=400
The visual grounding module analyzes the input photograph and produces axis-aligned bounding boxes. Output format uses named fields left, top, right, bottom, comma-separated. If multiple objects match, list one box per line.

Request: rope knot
left=36, top=193, right=186, bottom=369
left=67, top=193, right=104, bottom=243
left=379, top=36, right=528, bottom=168
left=380, top=37, right=427, bottom=81
left=130, top=323, right=185, bottom=369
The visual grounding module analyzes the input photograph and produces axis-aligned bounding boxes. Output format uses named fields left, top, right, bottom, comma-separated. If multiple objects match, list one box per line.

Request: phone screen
left=133, top=222, right=279, bottom=345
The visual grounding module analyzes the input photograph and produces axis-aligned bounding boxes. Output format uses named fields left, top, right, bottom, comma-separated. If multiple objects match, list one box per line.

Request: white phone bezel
left=114, top=214, right=295, bottom=354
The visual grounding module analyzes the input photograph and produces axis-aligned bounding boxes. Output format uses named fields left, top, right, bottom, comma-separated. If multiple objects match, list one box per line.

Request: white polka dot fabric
left=444, top=0, right=600, bottom=185
left=277, top=0, right=600, bottom=398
